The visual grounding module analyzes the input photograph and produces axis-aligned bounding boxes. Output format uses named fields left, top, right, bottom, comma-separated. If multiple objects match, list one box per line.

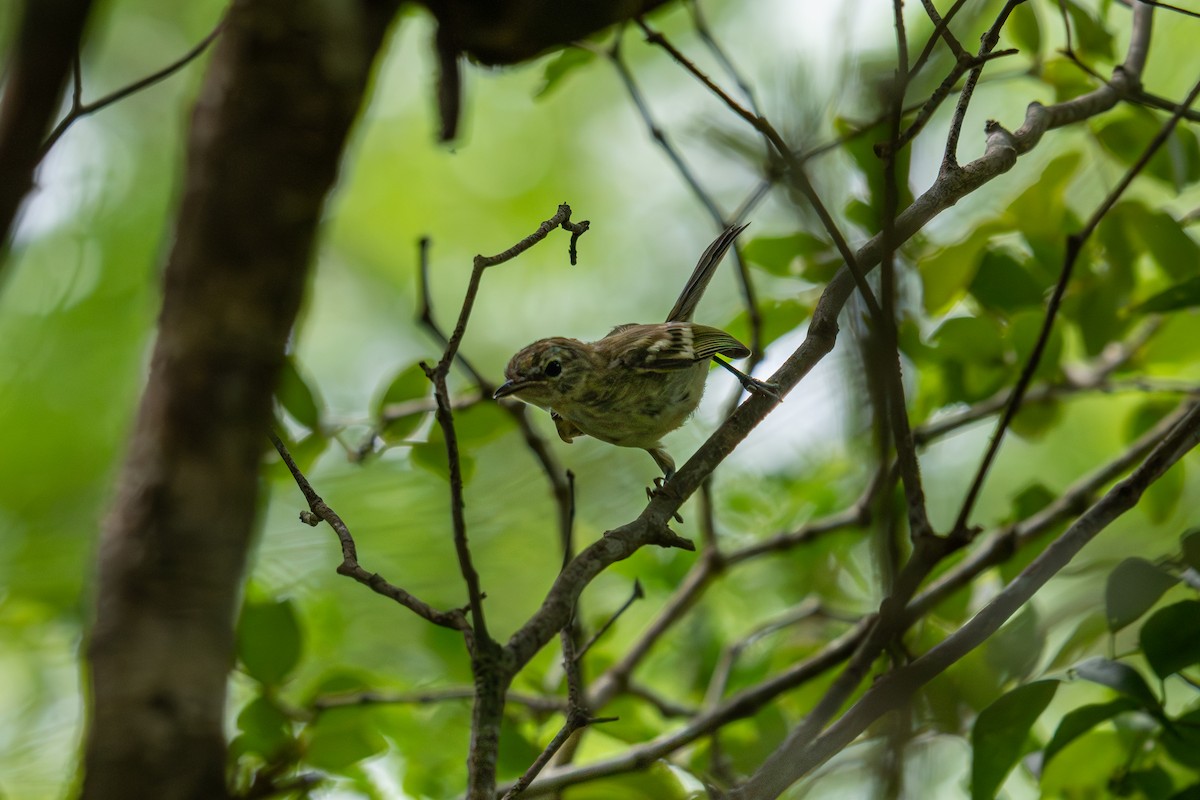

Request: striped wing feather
left=610, top=323, right=749, bottom=372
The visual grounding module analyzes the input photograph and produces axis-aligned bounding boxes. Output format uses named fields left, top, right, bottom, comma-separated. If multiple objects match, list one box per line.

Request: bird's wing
left=606, top=322, right=639, bottom=336
left=614, top=323, right=750, bottom=372
left=690, top=324, right=752, bottom=360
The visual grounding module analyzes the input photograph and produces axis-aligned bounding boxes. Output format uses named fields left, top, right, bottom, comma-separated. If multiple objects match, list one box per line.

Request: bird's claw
left=646, top=478, right=684, bottom=523
left=741, top=376, right=781, bottom=400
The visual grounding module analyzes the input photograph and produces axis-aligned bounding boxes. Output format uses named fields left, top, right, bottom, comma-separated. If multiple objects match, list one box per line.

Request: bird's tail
left=665, top=222, right=750, bottom=322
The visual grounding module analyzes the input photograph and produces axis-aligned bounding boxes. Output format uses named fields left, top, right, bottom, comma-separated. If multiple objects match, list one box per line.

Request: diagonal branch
left=743, top=401, right=1200, bottom=796
left=952, top=66, right=1200, bottom=535
left=38, top=15, right=225, bottom=160
left=268, top=431, right=468, bottom=631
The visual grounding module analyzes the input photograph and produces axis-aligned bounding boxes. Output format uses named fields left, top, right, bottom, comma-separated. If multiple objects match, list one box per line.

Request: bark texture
left=81, top=1, right=398, bottom=798
left=0, top=0, right=93, bottom=257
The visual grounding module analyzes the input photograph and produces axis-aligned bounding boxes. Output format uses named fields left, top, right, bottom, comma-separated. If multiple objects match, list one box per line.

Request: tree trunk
left=81, top=2, right=398, bottom=797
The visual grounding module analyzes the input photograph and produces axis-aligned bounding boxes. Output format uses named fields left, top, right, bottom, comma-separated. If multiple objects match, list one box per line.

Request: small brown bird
left=494, top=224, right=775, bottom=479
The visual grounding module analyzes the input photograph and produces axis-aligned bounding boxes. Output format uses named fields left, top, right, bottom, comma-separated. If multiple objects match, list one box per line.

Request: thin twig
left=420, top=205, right=589, bottom=643
left=267, top=431, right=468, bottom=631
left=312, top=688, right=565, bottom=714
left=575, top=580, right=646, bottom=661
left=501, top=398, right=1200, bottom=796
left=942, top=0, right=1027, bottom=170
left=39, top=17, right=226, bottom=161
left=634, top=18, right=884, bottom=325
left=604, top=33, right=767, bottom=403
left=503, top=617, right=615, bottom=799
left=419, top=235, right=576, bottom=550
left=744, top=403, right=1200, bottom=795
left=952, top=69, right=1200, bottom=535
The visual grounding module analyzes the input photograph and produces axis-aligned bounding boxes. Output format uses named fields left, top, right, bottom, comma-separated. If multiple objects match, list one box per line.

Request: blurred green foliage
left=3, top=0, right=1200, bottom=798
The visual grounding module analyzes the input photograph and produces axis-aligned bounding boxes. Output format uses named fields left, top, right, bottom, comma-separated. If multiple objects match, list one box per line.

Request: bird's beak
left=493, top=380, right=528, bottom=399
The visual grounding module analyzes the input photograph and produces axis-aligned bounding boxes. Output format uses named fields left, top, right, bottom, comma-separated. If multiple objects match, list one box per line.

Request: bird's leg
left=713, top=356, right=780, bottom=399
left=645, top=447, right=684, bottom=523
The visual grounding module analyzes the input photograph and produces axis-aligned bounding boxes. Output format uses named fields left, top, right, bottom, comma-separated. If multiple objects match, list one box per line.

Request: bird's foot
left=646, top=477, right=684, bottom=524
left=739, top=374, right=781, bottom=400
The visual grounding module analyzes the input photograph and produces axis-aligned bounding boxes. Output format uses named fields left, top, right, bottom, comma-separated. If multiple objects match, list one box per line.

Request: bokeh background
left=3, top=0, right=1200, bottom=797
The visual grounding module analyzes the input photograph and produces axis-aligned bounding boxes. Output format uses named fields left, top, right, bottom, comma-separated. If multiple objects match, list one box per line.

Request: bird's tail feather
left=665, top=222, right=750, bottom=322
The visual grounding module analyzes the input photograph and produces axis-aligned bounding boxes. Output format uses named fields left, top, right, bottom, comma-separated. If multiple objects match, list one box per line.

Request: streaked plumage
left=494, top=224, right=770, bottom=478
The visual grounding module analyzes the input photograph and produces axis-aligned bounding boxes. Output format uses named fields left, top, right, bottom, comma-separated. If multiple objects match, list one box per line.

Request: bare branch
left=952, top=67, right=1200, bottom=535
left=269, top=431, right=468, bottom=631
left=739, top=402, right=1200, bottom=796
left=575, top=580, right=645, bottom=661
left=312, top=688, right=564, bottom=714
left=39, top=15, right=225, bottom=160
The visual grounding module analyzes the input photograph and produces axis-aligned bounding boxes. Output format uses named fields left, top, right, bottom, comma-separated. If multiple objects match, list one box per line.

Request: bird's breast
left=556, top=363, right=708, bottom=449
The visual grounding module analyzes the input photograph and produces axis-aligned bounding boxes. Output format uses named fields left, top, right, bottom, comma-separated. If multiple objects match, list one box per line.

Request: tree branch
left=269, top=431, right=468, bottom=630
left=0, top=0, right=93, bottom=266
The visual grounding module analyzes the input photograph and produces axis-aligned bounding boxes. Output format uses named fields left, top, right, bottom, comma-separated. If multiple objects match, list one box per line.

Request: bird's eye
left=544, top=360, right=562, bottom=378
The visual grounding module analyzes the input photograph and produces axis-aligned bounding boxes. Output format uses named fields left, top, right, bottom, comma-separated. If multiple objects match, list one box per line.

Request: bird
left=493, top=223, right=776, bottom=480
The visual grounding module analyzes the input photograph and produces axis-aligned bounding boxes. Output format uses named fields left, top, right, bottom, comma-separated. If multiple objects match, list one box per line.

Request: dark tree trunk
left=0, top=0, right=93, bottom=260
left=81, top=2, right=399, bottom=797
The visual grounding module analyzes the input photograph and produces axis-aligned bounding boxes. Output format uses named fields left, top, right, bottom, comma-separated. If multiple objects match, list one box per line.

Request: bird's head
left=493, top=337, right=593, bottom=409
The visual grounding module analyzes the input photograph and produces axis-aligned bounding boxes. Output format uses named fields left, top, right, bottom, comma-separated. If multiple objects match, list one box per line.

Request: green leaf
left=1120, top=204, right=1200, bottom=281
left=1162, top=708, right=1200, bottom=769
left=835, top=118, right=914, bottom=236
left=920, top=224, right=1004, bottom=314
left=453, top=402, right=514, bottom=446
left=1073, top=658, right=1161, bottom=712
left=1095, top=114, right=1200, bottom=192
left=844, top=198, right=877, bottom=234
left=1061, top=0, right=1114, bottom=60
left=742, top=233, right=829, bottom=277
left=1070, top=277, right=1127, bottom=357
left=1009, top=310, right=1064, bottom=380
left=535, top=48, right=596, bottom=99
left=412, top=425, right=476, bottom=484
left=277, top=357, right=321, bottom=431
left=1142, top=460, right=1185, bottom=524
left=930, top=316, right=1005, bottom=362
left=1006, top=1, right=1041, bottom=55
left=1009, top=482, right=1057, bottom=523
left=1105, top=557, right=1179, bottom=632
left=1043, top=698, right=1139, bottom=767
left=1009, top=398, right=1063, bottom=441
left=1133, top=275, right=1200, bottom=314
left=1169, top=781, right=1200, bottom=800
left=1140, top=600, right=1200, bottom=680
left=375, top=362, right=431, bottom=443
left=496, top=716, right=544, bottom=779
left=1047, top=612, right=1108, bottom=672
left=237, top=597, right=303, bottom=686
left=1182, top=528, right=1200, bottom=571
left=725, top=298, right=812, bottom=351
left=1123, top=766, right=1176, bottom=800
left=1040, top=58, right=1097, bottom=103
left=970, top=680, right=1058, bottom=800
left=1008, top=153, right=1081, bottom=263
left=984, top=606, right=1044, bottom=683
left=1040, top=729, right=1127, bottom=796
left=235, top=695, right=295, bottom=759
left=969, top=248, right=1047, bottom=314
left=305, top=707, right=387, bottom=772
left=1125, top=398, right=1182, bottom=444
